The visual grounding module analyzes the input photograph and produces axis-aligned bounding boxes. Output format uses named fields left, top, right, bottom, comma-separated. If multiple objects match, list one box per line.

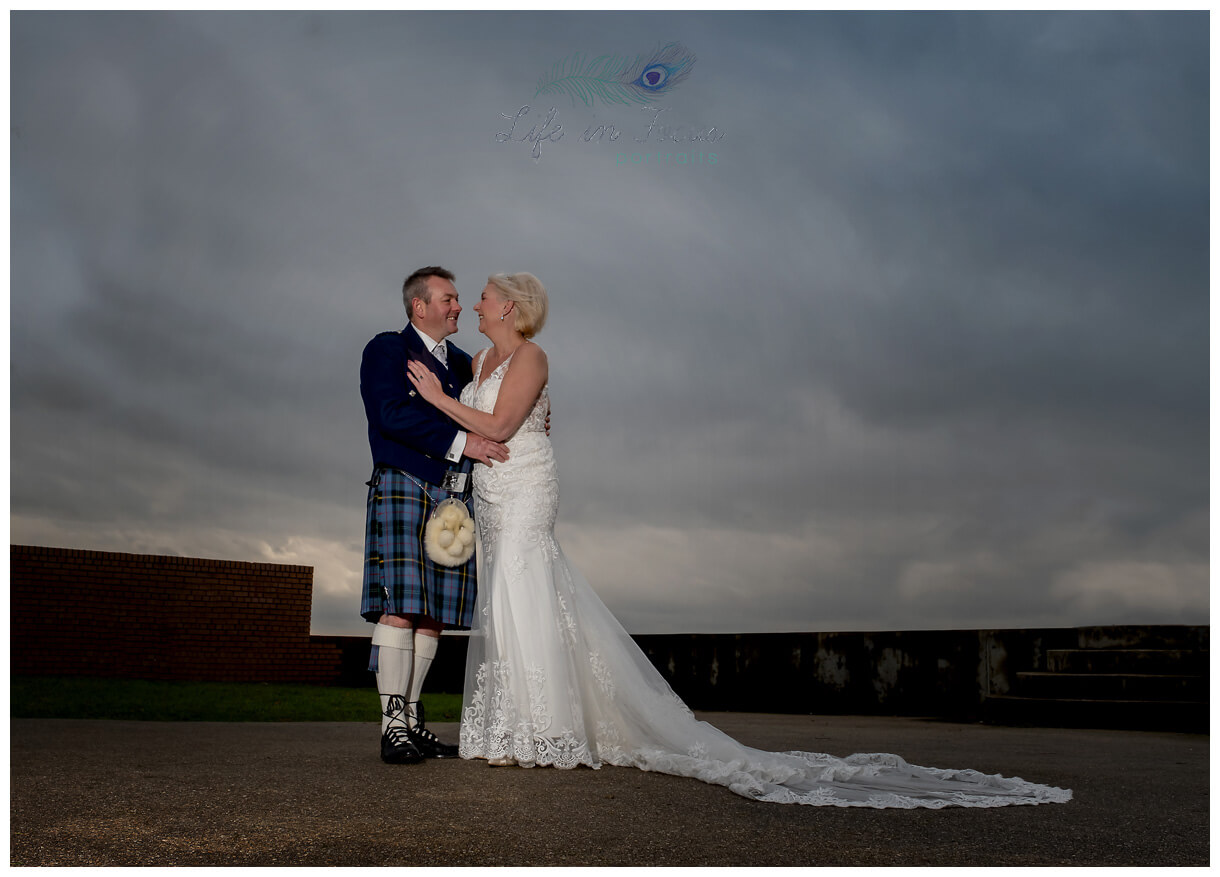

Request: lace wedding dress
left=457, top=348, right=1071, bottom=808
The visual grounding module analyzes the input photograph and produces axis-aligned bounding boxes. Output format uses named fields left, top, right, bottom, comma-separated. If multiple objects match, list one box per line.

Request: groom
left=359, top=265, right=509, bottom=764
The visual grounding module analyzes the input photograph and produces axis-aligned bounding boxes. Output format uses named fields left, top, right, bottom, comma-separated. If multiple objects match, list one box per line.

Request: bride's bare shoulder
left=521, top=340, right=548, bottom=362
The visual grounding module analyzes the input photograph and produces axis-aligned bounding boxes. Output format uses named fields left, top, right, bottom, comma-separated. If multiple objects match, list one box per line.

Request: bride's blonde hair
left=488, top=273, right=548, bottom=339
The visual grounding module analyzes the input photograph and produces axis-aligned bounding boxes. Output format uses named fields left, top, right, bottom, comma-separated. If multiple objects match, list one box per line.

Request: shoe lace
left=410, top=724, right=443, bottom=744
left=381, top=694, right=417, bottom=748
left=384, top=725, right=415, bottom=747
left=382, top=694, right=407, bottom=721
left=406, top=701, right=443, bottom=743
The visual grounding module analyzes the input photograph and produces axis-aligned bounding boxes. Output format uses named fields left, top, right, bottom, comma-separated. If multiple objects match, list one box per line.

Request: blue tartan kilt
left=360, top=467, right=476, bottom=630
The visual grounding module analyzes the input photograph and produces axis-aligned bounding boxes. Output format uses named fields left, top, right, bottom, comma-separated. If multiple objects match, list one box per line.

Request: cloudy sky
left=10, top=11, right=1209, bottom=637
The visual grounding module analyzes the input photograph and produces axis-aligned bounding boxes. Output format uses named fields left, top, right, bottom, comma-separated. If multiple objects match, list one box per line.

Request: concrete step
left=982, top=695, right=1209, bottom=733
left=1072, top=625, right=1209, bottom=651
left=1015, top=671, right=1206, bottom=702
left=1046, top=648, right=1208, bottom=675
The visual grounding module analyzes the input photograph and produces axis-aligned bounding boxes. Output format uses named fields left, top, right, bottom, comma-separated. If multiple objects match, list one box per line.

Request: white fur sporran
left=424, top=497, right=476, bottom=567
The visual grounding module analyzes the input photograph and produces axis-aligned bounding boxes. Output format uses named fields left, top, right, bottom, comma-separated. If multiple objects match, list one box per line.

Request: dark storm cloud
left=10, top=11, right=1208, bottom=635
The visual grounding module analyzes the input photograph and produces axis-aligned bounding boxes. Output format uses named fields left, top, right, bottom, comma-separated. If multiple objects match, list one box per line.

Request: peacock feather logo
left=535, top=43, right=696, bottom=108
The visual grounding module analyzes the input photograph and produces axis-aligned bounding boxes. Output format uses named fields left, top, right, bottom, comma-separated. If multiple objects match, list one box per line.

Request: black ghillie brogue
left=381, top=725, right=425, bottom=764
left=405, top=701, right=460, bottom=758
left=380, top=694, right=425, bottom=764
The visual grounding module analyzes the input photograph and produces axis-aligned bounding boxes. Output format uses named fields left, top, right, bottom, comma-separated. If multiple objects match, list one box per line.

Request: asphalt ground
left=9, top=713, right=1209, bottom=867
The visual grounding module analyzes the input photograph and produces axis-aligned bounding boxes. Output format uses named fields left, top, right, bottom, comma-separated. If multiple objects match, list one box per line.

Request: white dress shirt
left=410, top=323, right=467, bottom=463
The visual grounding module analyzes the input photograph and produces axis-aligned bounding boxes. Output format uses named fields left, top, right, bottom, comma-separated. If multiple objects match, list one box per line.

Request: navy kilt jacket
left=359, top=325, right=478, bottom=631
left=359, top=324, right=474, bottom=487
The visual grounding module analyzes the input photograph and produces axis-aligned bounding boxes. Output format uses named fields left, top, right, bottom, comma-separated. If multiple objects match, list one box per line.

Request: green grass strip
left=10, top=676, right=463, bottom=723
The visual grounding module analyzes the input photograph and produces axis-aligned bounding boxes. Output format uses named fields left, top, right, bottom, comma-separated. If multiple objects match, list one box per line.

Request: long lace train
left=456, top=346, right=1071, bottom=808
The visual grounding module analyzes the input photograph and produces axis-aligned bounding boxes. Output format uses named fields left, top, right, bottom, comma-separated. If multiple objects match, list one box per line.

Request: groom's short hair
left=402, top=266, right=456, bottom=315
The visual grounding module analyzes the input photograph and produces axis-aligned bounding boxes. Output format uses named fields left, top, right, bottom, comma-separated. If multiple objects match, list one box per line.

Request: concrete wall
left=635, top=626, right=1209, bottom=718
left=344, top=629, right=986, bottom=716
left=335, top=623, right=1210, bottom=721
left=634, top=630, right=986, bottom=718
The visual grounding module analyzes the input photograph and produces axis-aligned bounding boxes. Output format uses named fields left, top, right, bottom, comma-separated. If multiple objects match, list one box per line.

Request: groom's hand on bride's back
left=465, top=434, right=510, bottom=466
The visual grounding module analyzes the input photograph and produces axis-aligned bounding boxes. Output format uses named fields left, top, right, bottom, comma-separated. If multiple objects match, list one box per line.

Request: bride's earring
left=499, top=312, right=506, bottom=321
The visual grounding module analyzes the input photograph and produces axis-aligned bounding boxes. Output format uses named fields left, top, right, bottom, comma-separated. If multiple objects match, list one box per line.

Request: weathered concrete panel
left=328, top=624, right=1208, bottom=724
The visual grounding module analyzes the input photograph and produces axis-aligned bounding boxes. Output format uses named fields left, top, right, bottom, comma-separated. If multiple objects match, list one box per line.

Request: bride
left=406, top=273, right=1071, bottom=808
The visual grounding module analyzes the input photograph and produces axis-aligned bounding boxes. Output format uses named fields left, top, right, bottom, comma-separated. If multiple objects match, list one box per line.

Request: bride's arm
left=408, top=344, right=548, bottom=443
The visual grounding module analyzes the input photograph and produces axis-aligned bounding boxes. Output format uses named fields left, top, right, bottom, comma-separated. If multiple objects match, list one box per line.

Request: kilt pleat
left=360, top=468, right=476, bottom=629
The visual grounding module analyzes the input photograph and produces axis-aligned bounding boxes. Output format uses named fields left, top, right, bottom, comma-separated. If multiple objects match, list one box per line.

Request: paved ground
left=9, top=713, right=1209, bottom=867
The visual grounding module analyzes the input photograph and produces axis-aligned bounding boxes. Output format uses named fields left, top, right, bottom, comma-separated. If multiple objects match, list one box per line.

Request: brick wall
left=11, top=545, right=342, bottom=684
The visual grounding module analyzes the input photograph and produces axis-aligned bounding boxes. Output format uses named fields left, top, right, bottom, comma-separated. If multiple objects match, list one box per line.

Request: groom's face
left=415, top=277, right=462, bottom=339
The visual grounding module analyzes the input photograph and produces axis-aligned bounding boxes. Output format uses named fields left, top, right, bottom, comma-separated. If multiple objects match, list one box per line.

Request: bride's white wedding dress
left=457, top=348, right=1071, bottom=808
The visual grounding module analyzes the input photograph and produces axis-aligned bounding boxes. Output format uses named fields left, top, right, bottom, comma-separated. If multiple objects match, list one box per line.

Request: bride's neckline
left=475, top=342, right=527, bottom=391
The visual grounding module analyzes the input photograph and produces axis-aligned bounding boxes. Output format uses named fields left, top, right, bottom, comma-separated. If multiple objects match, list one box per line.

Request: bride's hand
left=406, top=359, right=445, bottom=405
